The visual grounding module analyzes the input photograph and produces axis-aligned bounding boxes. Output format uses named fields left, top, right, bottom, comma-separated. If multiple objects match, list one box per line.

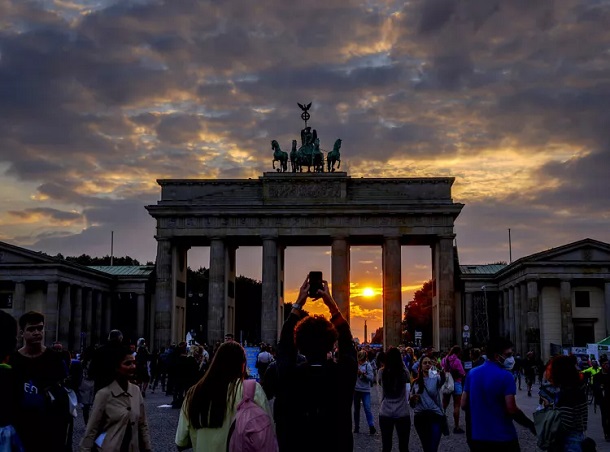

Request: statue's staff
left=297, top=102, right=312, bottom=128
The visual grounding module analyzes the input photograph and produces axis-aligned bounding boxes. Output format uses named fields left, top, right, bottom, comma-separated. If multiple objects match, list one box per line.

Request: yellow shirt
left=175, top=379, right=273, bottom=451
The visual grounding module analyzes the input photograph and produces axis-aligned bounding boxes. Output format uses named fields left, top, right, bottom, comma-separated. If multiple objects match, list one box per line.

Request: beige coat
left=80, top=380, right=151, bottom=452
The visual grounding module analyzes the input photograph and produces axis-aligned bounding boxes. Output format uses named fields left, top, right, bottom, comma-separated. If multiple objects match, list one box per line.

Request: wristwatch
left=292, top=303, right=303, bottom=310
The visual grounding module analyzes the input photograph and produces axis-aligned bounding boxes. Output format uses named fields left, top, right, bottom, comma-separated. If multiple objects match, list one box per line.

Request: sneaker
left=369, top=426, right=376, bottom=435
left=453, top=427, right=465, bottom=434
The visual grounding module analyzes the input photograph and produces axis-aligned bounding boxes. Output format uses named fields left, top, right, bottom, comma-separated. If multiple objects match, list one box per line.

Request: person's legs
left=394, top=415, right=411, bottom=452
left=362, top=392, right=375, bottom=429
left=452, top=385, right=463, bottom=432
left=378, top=415, right=394, bottom=452
left=353, top=391, right=362, bottom=432
left=414, top=414, right=431, bottom=452
left=429, top=418, right=442, bottom=452
left=601, top=404, right=610, bottom=440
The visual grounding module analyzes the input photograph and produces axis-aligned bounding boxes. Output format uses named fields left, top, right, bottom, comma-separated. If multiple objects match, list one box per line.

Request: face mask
left=502, top=356, right=515, bottom=370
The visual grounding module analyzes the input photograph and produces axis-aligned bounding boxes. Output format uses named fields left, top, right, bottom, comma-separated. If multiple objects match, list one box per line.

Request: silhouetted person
left=88, top=329, right=124, bottom=393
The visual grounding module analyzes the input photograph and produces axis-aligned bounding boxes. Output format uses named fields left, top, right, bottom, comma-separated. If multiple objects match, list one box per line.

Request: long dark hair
left=413, top=354, right=444, bottom=394
left=183, top=341, right=246, bottom=429
left=381, top=347, right=408, bottom=397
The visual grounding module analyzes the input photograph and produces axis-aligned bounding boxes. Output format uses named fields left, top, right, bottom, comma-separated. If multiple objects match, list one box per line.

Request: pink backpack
left=227, top=379, right=278, bottom=452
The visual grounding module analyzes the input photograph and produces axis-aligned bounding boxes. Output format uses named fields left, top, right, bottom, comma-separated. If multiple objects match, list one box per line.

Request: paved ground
left=72, top=383, right=610, bottom=451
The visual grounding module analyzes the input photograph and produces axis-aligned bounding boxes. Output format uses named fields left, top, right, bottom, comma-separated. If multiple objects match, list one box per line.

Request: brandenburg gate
left=146, top=172, right=463, bottom=351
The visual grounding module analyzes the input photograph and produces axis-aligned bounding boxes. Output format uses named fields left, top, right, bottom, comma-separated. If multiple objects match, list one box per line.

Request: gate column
left=331, top=236, right=350, bottom=323
left=208, top=238, right=227, bottom=344
left=383, top=236, right=402, bottom=347
left=154, top=238, right=173, bottom=347
left=433, top=236, right=456, bottom=350
left=262, top=237, right=281, bottom=345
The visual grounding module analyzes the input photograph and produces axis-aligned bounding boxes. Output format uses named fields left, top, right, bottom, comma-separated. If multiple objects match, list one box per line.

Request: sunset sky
left=1, top=0, right=609, bottom=342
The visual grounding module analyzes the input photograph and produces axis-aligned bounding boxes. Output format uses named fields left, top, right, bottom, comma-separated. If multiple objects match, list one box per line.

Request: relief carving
left=268, top=181, right=341, bottom=198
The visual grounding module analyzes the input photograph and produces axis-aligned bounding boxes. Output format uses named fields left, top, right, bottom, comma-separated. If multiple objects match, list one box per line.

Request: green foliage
left=404, top=279, right=433, bottom=346
left=60, top=254, right=142, bottom=266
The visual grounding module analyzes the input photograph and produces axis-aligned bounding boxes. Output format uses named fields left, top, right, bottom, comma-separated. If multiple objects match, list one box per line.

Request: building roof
left=459, top=264, right=507, bottom=275
left=88, top=266, right=154, bottom=276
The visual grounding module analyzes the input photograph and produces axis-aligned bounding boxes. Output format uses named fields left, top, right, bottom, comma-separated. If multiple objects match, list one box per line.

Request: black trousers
left=379, top=415, right=410, bottom=452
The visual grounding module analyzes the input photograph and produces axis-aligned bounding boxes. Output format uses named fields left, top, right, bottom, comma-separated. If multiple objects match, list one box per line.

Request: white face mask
left=503, top=356, right=515, bottom=371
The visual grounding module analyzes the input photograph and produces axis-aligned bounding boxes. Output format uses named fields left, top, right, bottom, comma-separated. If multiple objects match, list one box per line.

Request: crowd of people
left=1, top=275, right=608, bottom=451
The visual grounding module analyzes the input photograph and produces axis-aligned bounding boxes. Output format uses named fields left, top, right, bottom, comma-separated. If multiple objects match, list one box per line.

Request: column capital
left=154, top=236, right=171, bottom=242
left=331, top=234, right=349, bottom=241
left=261, top=235, right=278, bottom=241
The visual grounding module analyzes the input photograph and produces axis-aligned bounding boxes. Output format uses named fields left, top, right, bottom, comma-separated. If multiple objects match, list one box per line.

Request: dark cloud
left=8, top=207, right=82, bottom=222
left=0, top=0, right=608, bottom=266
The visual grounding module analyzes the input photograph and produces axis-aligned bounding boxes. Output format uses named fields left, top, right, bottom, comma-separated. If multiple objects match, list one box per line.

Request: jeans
left=379, top=415, right=410, bottom=452
left=414, top=413, right=442, bottom=452
left=353, top=391, right=374, bottom=428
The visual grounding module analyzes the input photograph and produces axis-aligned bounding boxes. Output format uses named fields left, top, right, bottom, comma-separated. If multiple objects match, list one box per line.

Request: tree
left=404, top=279, right=433, bottom=346
left=61, top=254, right=142, bottom=266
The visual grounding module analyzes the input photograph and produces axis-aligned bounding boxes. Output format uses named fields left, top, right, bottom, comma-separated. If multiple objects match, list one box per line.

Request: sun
left=362, top=287, right=375, bottom=297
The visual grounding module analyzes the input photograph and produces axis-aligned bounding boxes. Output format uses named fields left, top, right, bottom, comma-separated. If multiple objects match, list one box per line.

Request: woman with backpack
left=175, top=341, right=275, bottom=451
left=539, top=354, right=588, bottom=451
left=378, top=346, right=412, bottom=452
left=441, top=345, right=466, bottom=433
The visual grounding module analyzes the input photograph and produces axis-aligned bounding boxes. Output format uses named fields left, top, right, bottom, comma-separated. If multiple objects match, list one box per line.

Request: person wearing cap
left=593, top=357, right=610, bottom=441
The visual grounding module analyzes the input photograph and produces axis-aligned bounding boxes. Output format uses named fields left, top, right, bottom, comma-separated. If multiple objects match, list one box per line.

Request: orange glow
left=362, top=287, right=375, bottom=297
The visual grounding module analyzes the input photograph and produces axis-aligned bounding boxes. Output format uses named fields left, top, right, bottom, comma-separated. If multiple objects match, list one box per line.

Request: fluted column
left=497, top=291, right=504, bottom=338
left=225, top=245, right=237, bottom=338
left=58, top=284, right=71, bottom=347
left=137, top=293, right=146, bottom=338
left=331, top=236, right=350, bottom=322
left=45, top=281, right=59, bottom=345
left=527, top=280, right=540, bottom=358
left=83, top=288, right=93, bottom=348
left=154, top=238, right=173, bottom=347
left=261, top=237, right=280, bottom=345
left=71, top=286, right=83, bottom=351
left=605, top=281, right=610, bottom=338
left=560, top=280, right=573, bottom=346
left=521, top=283, right=529, bottom=355
left=12, top=281, right=26, bottom=321
left=94, top=291, right=103, bottom=345
left=433, top=236, right=455, bottom=350
left=513, top=284, right=522, bottom=353
left=208, top=238, right=227, bottom=344
left=383, top=236, right=402, bottom=347
left=508, top=287, right=515, bottom=343
left=104, top=293, right=112, bottom=338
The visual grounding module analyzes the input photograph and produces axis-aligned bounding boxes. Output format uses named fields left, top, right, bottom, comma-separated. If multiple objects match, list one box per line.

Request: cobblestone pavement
left=71, top=383, right=609, bottom=451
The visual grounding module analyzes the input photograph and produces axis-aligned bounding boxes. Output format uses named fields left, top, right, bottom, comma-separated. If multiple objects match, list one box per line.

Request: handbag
left=533, top=405, right=563, bottom=450
left=440, top=371, right=454, bottom=396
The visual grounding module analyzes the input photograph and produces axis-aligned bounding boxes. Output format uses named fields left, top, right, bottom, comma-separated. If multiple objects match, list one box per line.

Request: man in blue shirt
left=461, top=337, right=536, bottom=451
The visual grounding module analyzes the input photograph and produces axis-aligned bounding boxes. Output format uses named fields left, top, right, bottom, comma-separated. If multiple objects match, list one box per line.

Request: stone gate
left=146, top=172, right=463, bottom=350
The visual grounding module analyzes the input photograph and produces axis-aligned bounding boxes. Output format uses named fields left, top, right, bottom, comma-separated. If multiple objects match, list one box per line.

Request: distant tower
left=364, top=320, right=368, bottom=344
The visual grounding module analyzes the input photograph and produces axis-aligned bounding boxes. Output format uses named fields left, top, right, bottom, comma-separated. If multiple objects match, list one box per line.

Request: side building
left=0, top=240, right=155, bottom=351
left=458, top=238, right=610, bottom=362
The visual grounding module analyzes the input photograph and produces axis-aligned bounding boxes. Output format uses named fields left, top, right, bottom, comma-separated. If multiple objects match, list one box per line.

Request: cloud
left=0, top=0, right=609, bottom=341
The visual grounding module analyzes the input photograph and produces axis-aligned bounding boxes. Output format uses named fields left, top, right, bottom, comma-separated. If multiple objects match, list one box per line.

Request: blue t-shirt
left=465, top=360, right=517, bottom=442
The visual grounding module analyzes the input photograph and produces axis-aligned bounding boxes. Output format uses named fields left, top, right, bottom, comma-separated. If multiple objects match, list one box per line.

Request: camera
left=308, top=271, right=323, bottom=298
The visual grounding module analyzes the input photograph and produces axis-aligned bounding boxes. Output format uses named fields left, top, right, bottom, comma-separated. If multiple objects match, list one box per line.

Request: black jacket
left=274, top=311, right=357, bottom=452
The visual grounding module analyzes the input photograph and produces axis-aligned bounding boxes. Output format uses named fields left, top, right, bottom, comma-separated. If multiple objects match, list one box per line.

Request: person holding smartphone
left=274, top=274, right=358, bottom=452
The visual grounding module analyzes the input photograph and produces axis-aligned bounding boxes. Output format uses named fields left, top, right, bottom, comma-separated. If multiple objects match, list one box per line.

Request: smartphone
left=308, top=271, right=323, bottom=298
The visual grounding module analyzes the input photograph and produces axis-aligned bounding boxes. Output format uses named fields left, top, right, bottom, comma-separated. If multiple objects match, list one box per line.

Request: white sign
left=414, top=331, right=422, bottom=339
left=463, top=325, right=470, bottom=332
left=462, top=332, right=470, bottom=339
